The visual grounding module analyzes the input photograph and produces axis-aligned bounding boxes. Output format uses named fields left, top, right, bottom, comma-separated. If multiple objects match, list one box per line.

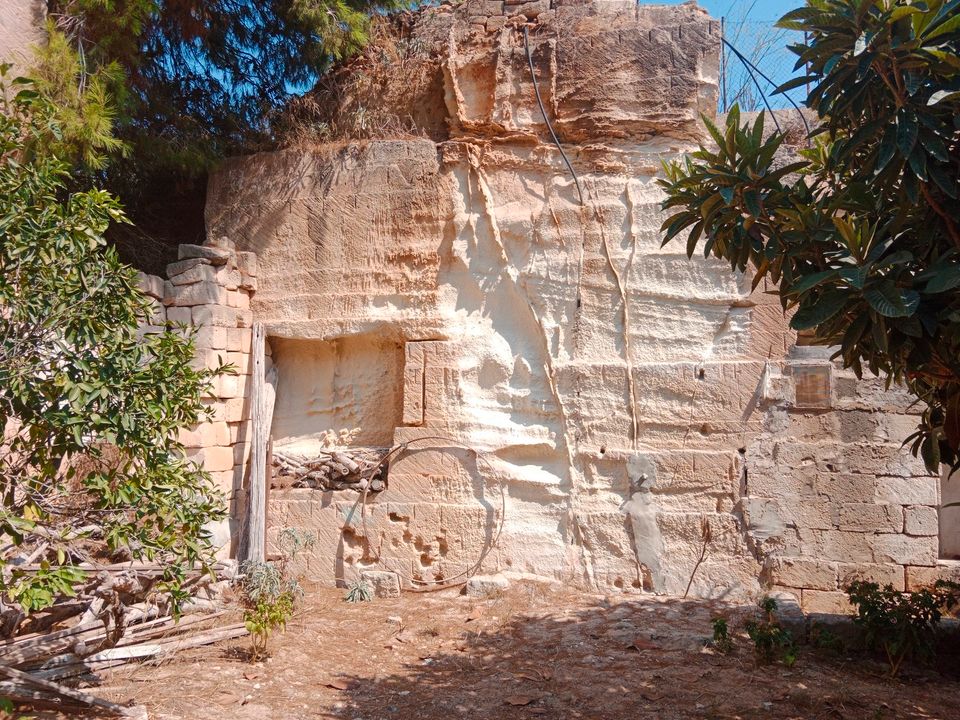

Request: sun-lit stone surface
left=205, top=0, right=944, bottom=606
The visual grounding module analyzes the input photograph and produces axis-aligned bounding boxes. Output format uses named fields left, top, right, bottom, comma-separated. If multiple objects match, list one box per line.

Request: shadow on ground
left=329, top=589, right=960, bottom=720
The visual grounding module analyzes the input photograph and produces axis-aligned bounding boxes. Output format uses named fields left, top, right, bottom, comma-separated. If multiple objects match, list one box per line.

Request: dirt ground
left=76, top=583, right=960, bottom=719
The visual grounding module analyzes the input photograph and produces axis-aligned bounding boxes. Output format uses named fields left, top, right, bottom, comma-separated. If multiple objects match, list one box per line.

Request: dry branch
left=0, top=562, right=243, bottom=715
left=272, top=446, right=390, bottom=491
left=0, top=663, right=138, bottom=716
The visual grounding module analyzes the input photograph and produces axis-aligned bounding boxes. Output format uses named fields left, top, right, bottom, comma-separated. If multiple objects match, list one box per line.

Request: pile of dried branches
left=272, top=447, right=390, bottom=492
left=0, top=562, right=245, bottom=717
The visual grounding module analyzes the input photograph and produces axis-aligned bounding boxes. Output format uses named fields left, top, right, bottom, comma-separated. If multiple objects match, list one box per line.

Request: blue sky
left=649, top=0, right=803, bottom=22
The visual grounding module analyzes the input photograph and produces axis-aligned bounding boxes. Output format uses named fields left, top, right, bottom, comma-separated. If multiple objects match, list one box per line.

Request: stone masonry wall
left=748, top=356, right=950, bottom=614
left=136, top=238, right=260, bottom=556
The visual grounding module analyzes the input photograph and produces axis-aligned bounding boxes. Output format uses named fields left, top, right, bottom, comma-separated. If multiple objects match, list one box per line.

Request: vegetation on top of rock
left=36, top=0, right=417, bottom=268
left=659, top=0, right=960, bottom=473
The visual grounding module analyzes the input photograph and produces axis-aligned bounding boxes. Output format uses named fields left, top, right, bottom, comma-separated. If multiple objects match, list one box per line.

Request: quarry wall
left=0, top=0, right=44, bottom=77
left=3, top=0, right=958, bottom=610
left=203, top=0, right=959, bottom=608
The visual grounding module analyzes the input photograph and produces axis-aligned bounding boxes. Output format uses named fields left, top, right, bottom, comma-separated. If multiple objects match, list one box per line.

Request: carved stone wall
left=200, top=0, right=957, bottom=605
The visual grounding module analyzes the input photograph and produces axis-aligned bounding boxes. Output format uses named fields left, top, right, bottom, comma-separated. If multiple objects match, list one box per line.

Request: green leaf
left=686, top=219, right=705, bottom=258
left=908, top=149, right=928, bottom=181
left=790, top=291, right=848, bottom=330
left=702, top=114, right=726, bottom=150
left=921, top=132, right=950, bottom=162
left=839, top=266, right=869, bottom=289
left=875, top=126, right=897, bottom=173
left=744, top=190, right=762, bottom=217
left=864, top=281, right=916, bottom=317
left=785, top=268, right=839, bottom=296
left=854, top=33, right=868, bottom=56
left=927, top=89, right=960, bottom=105
left=923, top=10, right=960, bottom=41
left=896, top=111, right=919, bottom=157
left=924, top=266, right=960, bottom=293
left=928, top=163, right=959, bottom=198
left=889, top=5, right=924, bottom=22
left=903, top=169, right=920, bottom=204
left=775, top=75, right=812, bottom=94
left=776, top=6, right=824, bottom=31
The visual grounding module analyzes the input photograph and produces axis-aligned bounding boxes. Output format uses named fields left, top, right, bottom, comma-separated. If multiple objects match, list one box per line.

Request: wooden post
left=720, top=17, right=727, bottom=114
left=265, top=436, right=273, bottom=555
left=248, top=322, right=266, bottom=562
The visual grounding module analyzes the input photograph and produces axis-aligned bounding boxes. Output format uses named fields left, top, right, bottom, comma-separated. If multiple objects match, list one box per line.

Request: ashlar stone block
left=801, top=589, right=853, bottom=616
left=767, top=557, right=837, bottom=591
left=832, top=503, right=902, bottom=533
left=904, top=505, right=938, bottom=537
left=875, top=476, right=938, bottom=506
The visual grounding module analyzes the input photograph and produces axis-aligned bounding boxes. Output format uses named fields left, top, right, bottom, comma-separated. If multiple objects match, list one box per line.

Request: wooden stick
left=0, top=663, right=137, bottom=716
left=0, top=618, right=103, bottom=650
left=149, top=624, right=247, bottom=653
left=266, top=436, right=273, bottom=543
left=32, top=658, right=129, bottom=682
left=0, top=681, right=71, bottom=709
left=33, top=621, right=238, bottom=677
left=118, top=610, right=226, bottom=643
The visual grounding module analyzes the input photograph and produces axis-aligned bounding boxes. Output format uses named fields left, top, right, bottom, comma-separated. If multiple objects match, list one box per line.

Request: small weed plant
left=239, top=528, right=315, bottom=660
left=846, top=580, right=960, bottom=677
left=745, top=596, right=796, bottom=666
left=711, top=617, right=733, bottom=654
left=344, top=579, right=373, bottom=603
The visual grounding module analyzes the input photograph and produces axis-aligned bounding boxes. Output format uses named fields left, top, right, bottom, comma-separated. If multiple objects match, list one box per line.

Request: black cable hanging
left=523, top=25, right=585, bottom=207
left=721, top=36, right=812, bottom=142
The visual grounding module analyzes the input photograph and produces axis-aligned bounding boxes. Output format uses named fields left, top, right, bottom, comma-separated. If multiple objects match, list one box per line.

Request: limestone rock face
left=208, top=0, right=938, bottom=604
left=0, top=0, right=45, bottom=75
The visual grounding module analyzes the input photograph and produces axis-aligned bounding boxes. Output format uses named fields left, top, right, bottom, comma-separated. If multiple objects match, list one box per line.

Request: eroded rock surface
left=0, top=0, right=45, bottom=75
left=207, top=0, right=940, bottom=605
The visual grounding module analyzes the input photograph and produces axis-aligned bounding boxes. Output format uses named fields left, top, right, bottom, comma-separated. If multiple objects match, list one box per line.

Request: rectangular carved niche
left=270, top=335, right=403, bottom=448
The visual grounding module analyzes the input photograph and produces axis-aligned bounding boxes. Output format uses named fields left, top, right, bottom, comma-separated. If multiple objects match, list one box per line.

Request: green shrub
left=809, top=622, right=845, bottom=655
left=0, top=69, right=225, bottom=618
left=344, top=579, right=373, bottom=604
left=240, top=561, right=300, bottom=661
left=745, top=596, right=797, bottom=666
left=711, top=617, right=734, bottom=653
left=846, top=580, right=960, bottom=676
left=239, top=528, right=314, bottom=659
